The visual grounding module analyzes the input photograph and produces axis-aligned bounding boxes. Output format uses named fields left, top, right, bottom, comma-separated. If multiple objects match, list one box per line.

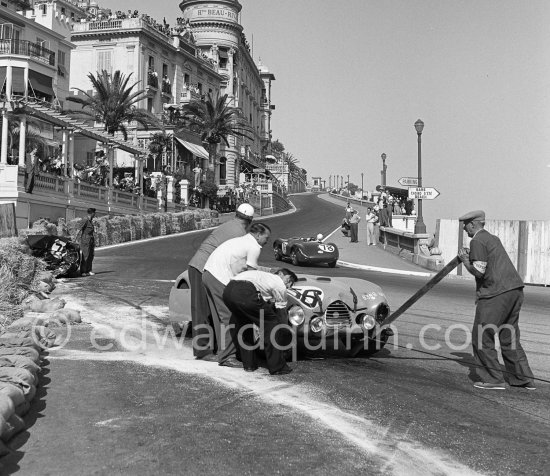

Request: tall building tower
left=179, top=0, right=275, bottom=187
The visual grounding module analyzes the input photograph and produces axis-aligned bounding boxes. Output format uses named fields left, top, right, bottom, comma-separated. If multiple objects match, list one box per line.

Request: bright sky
left=100, top=0, right=550, bottom=230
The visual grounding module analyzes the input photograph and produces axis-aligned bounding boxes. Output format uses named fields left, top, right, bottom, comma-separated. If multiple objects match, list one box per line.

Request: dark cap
left=87, top=208, right=96, bottom=214
left=459, top=210, right=485, bottom=223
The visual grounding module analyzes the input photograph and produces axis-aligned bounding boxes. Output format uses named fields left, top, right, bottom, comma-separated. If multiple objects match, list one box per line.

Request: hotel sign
left=191, top=7, right=239, bottom=22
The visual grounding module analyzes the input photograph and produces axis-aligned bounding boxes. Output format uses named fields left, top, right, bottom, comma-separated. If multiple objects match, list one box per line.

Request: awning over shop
left=175, top=137, right=209, bottom=160
left=28, top=70, right=54, bottom=97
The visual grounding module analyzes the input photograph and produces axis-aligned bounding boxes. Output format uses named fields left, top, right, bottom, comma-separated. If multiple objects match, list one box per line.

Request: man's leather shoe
left=244, top=366, right=258, bottom=372
left=219, top=357, right=242, bottom=368
left=269, top=365, right=293, bottom=376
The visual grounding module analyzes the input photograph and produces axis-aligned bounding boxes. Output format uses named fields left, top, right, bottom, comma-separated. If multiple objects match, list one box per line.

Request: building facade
left=179, top=0, right=276, bottom=188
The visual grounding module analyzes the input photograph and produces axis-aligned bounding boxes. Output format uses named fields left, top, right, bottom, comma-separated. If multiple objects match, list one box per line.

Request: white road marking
left=48, top=301, right=482, bottom=476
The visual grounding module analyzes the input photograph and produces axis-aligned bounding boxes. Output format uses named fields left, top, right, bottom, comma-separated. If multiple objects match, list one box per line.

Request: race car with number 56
left=273, top=237, right=339, bottom=268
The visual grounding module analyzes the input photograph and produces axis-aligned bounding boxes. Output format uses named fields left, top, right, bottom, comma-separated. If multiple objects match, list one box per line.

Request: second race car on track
left=169, top=269, right=393, bottom=357
left=273, top=237, right=339, bottom=268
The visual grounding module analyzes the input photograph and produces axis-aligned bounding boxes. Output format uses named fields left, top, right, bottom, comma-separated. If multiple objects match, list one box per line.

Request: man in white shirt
left=202, top=223, right=271, bottom=367
left=223, top=268, right=298, bottom=375
left=365, top=207, right=378, bottom=245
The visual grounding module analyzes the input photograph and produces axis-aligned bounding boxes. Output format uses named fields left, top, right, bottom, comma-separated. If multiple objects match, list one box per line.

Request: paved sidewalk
left=319, top=194, right=432, bottom=276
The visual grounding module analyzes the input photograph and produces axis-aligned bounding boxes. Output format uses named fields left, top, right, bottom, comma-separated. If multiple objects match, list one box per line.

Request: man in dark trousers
left=223, top=268, right=297, bottom=375
left=349, top=209, right=360, bottom=242
left=24, top=147, right=41, bottom=194
left=77, top=208, right=96, bottom=277
left=379, top=202, right=392, bottom=227
left=458, top=210, right=535, bottom=390
left=187, top=203, right=254, bottom=360
left=202, top=223, right=271, bottom=367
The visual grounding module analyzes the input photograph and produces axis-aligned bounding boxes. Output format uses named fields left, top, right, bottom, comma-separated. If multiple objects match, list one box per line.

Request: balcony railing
left=0, top=39, right=55, bottom=66
left=73, top=17, right=172, bottom=43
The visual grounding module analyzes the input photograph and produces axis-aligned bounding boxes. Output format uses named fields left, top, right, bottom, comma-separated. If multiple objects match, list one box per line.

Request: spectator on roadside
left=366, top=207, right=378, bottom=245
left=187, top=203, right=255, bottom=360
left=379, top=202, right=392, bottom=227
left=202, top=223, right=271, bottom=367
left=349, top=209, right=360, bottom=243
left=345, top=202, right=353, bottom=219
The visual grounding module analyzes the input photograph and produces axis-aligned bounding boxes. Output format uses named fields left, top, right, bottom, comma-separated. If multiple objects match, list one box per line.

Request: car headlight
left=309, top=316, right=324, bottom=333
left=288, top=306, right=305, bottom=326
left=361, top=314, right=377, bottom=331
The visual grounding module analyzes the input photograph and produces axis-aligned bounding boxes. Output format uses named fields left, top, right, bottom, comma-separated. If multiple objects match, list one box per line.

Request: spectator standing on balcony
left=187, top=203, right=255, bottom=360
left=349, top=209, right=360, bottom=243
left=77, top=208, right=96, bottom=277
left=24, top=147, right=41, bottom=194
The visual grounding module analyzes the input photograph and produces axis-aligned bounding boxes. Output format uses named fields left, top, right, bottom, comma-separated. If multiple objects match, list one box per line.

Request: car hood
left=291, top=274, right=386, bottom=311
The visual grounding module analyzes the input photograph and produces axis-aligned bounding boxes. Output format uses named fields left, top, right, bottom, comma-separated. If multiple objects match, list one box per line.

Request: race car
left=273, top=236, right=339, bottom=268
left=26, top=234, right=81, bottom=278
left=168, top=270, right=392, bottom=357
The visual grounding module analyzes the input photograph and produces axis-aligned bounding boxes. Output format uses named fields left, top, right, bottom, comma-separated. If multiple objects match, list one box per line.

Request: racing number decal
left=318, top=244, right=335, bottom=253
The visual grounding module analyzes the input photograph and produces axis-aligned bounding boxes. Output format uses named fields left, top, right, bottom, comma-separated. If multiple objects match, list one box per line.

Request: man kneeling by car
left=222, top=268, right=298, bottom=375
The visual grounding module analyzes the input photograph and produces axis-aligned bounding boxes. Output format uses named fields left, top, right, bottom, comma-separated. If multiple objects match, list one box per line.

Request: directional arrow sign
left=408, top=187, right=440, bottom=200
left=398, top=177, right=419, bottom=186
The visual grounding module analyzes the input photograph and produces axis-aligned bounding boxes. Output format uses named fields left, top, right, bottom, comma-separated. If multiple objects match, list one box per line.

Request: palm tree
left=66, top=70, right=159, bottom=140
left=178, top=92, right=252, bottom=183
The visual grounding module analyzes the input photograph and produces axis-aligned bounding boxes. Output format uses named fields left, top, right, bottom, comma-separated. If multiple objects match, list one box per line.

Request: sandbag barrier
left=0, top=272, right=83, bottom=456
left=19, top=209, right=219, bottom=249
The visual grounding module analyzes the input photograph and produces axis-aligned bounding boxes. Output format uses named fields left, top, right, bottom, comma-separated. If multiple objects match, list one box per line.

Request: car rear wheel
left=274, top=246, right=283, bottom=261
left=291, top=249, right=300, bottom=266
left=328, top=260, right=337, bottom=268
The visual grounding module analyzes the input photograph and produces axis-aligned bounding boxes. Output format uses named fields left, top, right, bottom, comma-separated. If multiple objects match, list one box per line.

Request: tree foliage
left=178, top=92, right=252, bottom=170
left=66, top=70, right=160, bottom=140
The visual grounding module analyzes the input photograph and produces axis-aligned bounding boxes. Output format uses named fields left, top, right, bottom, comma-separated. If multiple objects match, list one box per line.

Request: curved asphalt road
left=3, top=193, right=549, bottom=475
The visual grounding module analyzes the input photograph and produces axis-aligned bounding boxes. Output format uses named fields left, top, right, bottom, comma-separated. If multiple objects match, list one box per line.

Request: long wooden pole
left=382, top=256, right=461, bottom=327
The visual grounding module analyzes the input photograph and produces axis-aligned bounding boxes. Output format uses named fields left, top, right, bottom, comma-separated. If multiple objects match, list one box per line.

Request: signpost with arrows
left=408, top=187, right=440, bottom=200
left=398, top=177, right=419, bottom=186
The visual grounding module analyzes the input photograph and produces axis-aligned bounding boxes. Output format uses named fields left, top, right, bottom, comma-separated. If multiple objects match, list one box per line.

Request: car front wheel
left=291, top=249, right=300, bottom=266
left=274, top=246, right=283, bottom=261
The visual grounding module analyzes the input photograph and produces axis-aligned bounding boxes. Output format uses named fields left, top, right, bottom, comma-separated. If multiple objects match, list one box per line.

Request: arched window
left=219, top=157, right=227, bottom=185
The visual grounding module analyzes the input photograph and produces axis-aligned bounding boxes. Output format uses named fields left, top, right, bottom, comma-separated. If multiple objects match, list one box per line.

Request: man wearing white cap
left=458, top=210, right=535, bottom=390
left=187, top=203, right=254, bottom=360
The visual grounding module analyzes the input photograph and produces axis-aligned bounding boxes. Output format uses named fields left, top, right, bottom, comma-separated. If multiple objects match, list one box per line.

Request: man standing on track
left=202, top=223, right=271, bottom=367
left=458, top=210, right=535, bottom=391
left=187, top=203, right=254, bottom=360
left=77, top=208, right=96, bottom=277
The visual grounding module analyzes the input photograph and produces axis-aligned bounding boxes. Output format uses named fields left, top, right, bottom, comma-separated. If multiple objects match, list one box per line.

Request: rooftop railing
left=0, top=39, right=55, bottom=66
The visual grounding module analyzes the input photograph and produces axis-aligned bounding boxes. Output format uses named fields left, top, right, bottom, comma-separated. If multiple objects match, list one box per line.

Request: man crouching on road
left=458, top=210, right=535, bottom=391
left=223, top=268, right=298, bottom=375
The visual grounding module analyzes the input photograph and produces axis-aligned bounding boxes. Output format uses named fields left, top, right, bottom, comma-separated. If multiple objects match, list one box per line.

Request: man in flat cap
left=458, top=210, right=535, bottom=390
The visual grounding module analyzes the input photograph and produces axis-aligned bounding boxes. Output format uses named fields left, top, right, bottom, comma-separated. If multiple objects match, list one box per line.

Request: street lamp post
left=381, top=153, right=387, bottom=187
left=329, top=175, right=332, bottom=190
left=347, top=174, right=350, bottom=196
left=361, top=172, right=364, bottom=200
left=414, top=119, right=426, bottom=234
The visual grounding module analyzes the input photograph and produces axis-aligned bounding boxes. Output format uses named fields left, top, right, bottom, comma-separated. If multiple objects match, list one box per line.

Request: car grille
left=325, top=300, right=351, bottom=327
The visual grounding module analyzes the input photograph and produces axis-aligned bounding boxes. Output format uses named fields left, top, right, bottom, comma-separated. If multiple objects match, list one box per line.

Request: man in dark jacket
left=458, top=210, right=535, bottom=390
left=24, top=147, right=41, bottom=194
left=77, top=208, right=96, bottom=276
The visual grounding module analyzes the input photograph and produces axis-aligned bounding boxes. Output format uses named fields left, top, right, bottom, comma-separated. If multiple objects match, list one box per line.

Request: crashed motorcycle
left=26, top=235, right=82, bottom=278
